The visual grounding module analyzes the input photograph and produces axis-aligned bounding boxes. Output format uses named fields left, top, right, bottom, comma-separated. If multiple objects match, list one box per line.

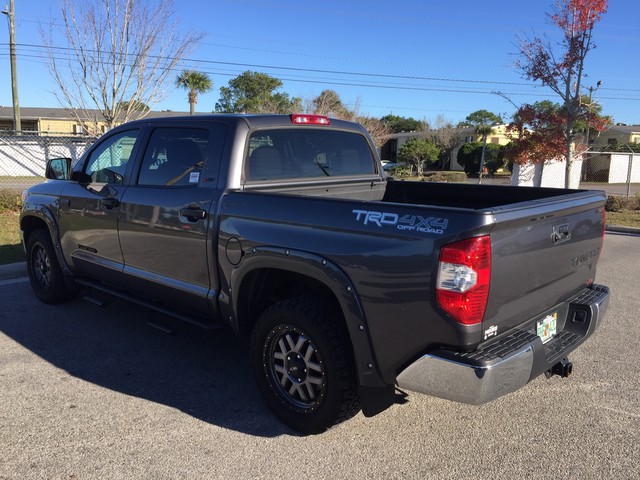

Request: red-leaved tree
left=507, top=100, right=611, bottom=167
left=507, top=103, right=566, bottom=166
left=512, top=0, right=608, bottom=187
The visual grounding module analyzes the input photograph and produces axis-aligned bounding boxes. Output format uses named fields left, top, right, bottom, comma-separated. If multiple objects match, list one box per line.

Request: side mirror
left=45, top=157, right=72, bottom=180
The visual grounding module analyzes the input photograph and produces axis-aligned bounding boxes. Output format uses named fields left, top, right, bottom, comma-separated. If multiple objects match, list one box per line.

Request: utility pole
left=585, top=80, right=602, bottom=147
left=2, top=0, right=21, bottom=133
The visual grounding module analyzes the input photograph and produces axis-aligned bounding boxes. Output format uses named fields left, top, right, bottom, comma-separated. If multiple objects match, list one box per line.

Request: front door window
left=85, top=130, right=140, bottom=184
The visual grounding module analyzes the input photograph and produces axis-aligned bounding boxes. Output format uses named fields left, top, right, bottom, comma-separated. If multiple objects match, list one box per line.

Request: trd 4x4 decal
left=352, top=209, right=449, bottom=235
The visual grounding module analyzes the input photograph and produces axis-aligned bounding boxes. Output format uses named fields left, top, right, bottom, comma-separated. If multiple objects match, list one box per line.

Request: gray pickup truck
left=20, top=114, right=610, bottom=433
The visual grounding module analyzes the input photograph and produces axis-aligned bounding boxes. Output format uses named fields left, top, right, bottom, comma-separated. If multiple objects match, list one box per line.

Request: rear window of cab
left=245, top=128, right=377, bottom=182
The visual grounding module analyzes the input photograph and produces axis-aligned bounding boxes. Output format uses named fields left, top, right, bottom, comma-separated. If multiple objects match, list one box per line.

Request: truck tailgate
left=484, top=193, right=606, bottom=334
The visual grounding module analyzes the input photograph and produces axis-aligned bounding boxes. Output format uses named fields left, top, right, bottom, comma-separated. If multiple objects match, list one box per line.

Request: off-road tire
left=250, top=296, right=360, bottom=434
left=26, top=228, right=75, bottom=304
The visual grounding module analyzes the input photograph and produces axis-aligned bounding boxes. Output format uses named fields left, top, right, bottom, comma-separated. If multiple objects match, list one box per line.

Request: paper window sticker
left=189, top=172, right=200, bottom=183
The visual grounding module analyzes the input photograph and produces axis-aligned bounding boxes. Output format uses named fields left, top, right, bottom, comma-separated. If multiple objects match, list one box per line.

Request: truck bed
left=249, top=177, right=604, bottom=212
left=233, top=178, right=607, bottom=384
left=381, top=180, right=602, bottom=210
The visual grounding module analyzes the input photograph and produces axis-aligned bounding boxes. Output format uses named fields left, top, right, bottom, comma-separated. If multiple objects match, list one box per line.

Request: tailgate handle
left=552, top=224, right=571, bottom=244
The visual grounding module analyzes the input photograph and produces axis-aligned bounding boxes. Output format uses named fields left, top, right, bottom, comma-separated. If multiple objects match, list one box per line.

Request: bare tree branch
left=41, top=0, right=204, bottom=133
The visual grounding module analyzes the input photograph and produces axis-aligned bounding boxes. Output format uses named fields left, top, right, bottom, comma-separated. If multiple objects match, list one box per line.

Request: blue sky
left=1, top=0, right=639, bottom=125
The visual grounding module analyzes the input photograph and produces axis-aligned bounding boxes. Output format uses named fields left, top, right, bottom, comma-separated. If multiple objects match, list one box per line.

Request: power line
left=5, top=42, right=548, bottom=88
left=4, top=46, right=640, bottom=103
left=7, top=41, right=640, bottom=99
left=3, top=42, right=640, bottom=111
left=0, top=49, right=559, bottom=97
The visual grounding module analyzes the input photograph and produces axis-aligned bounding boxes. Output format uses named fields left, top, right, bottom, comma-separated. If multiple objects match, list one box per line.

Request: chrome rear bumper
left=397, top=344, right=534, bottom=405
left=396, top=284, right=609, bottom=404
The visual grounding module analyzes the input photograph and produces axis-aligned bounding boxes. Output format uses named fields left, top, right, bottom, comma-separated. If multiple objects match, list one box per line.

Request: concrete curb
left=605, top=225, right=640, bottom=235
left=0, top=225, right=638, bottom=282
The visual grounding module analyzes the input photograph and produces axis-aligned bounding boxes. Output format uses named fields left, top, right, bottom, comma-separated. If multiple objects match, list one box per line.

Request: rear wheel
left=26, top=228, right=75, bottom=304
left=250, top=296, right=360, bottom=434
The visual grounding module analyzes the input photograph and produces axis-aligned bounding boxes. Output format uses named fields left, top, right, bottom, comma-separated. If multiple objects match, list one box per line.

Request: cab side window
left=137, top=128, right=209, bottom=187
left=85, top=130, right=140, bottom=184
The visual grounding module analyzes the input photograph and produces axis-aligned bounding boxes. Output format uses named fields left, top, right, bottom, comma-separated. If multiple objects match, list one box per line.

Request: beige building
left=0, top=106, right=193, bottom=135
left=481, top=124, right=512, bottom=146
left=380, top=124, right=512, bottom=170
left=592, top=124, right=640, bottom=148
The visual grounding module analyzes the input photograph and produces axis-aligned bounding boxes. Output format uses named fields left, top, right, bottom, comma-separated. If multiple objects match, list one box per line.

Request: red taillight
left=436, top=235, right=491, bottom=325
left=290, top=114, right=331, bottom=125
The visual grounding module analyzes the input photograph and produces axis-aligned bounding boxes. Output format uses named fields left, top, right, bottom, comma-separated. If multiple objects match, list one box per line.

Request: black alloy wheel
left=251, top=296, right=360, bottom=434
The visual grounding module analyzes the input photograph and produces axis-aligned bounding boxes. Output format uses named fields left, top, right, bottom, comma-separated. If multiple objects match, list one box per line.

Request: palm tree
left=476, top=124, right=494, bottom=184
left=175, top=70, right=212, bottom=115
left=465, top=110, right=502, bottom=184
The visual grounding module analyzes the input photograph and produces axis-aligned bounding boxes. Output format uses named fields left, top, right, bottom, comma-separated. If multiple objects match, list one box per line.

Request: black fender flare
left=222, top=246, right=390, bottom=397
left=21, top=203, right=73, bottom=278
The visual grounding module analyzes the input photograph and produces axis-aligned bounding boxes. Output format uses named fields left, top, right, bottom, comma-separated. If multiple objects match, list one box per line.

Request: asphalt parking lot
left=1, top=232, right=639, bottom=480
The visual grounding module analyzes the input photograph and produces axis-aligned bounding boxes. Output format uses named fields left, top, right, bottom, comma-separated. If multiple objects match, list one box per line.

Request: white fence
left=512, top=152, right=639, bottom=192
left=511, top=158, right=584, bottom=189
left=0, top=132, right=95, bottom=190
left=607, top=154, right=640, bottom=183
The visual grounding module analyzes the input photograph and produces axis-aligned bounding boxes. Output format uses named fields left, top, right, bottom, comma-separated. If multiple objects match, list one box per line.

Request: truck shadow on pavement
left=0, top=284, right=297, bottom=438
left=0, top=243, right=25, bottom=265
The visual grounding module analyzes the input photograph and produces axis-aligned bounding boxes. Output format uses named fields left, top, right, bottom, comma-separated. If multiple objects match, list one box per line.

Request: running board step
left=75, top=278, right=225, bottom=331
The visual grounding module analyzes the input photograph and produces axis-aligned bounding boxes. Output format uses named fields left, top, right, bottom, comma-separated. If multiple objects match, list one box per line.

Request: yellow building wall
left=478, top=124, right=512, bottom=146
left=37, top=118, right=108, bottom=136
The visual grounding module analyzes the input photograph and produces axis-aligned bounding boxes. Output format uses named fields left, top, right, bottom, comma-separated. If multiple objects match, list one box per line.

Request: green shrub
left=0, top=190, right=22, bottom=213
left=421, top=171, right=467, bottom=183
left=605, top=196, right=623, bottom=212
left=386, top=165, right=413, bottom=177
left=397, top=137, right=440, bottom=176
left=456, top=142, right=506, bottom=175
left=604, top=195, right=640, bottom=212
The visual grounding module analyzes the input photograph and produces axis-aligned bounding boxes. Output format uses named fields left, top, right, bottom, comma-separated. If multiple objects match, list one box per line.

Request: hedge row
left=388, top=171, right=468, bottom=183
left=605, top=194, right=640, bottom=212
left=420, top=171, right=468, bottom=183
left=0, top=190, right=22, bottom=213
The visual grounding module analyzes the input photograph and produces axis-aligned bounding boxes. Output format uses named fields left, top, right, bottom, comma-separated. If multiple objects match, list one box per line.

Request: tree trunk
left=188, top=91, right=197, bottom=115
left=564, top=109, right=575, bottom=189
left=565, top=150, right=573, bottom=189
left=478, top=134, right=488, bottom=184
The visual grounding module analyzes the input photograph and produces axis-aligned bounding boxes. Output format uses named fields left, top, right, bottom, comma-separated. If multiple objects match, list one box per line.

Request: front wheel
left=250, top=296, right=360, bottom=434
left=26, top=228, right=76, bottom=304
